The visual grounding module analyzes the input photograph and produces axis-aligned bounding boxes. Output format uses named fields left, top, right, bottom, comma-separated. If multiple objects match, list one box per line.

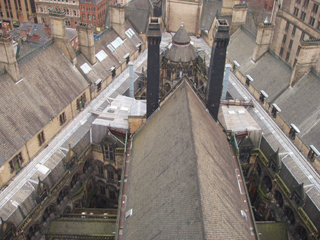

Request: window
left=66, top=9, right=69, bottom=15
left=296, top=45, right=301, bottom=56
left=282, top=34, right=287, bottom=44
left=296, top=0, right=301, bottom=4
left=108, top=170, right=114, bottom=180
left=309, top=17, right=315, bottom=26
left=76, top=93, right=86, bottom=110
left=74, top=10, right=76, bottom=16
left=88, top=14, right=91, bottom=20
left=300, top=32, right=305, bottom=41
left=109, top=189, right=115, bottom=199
left=100, top=185, right=105, bottom=195
left=9, top=152, right=23, bottom=172
left=312, top=3, right=319, bottom=13
left=98, top=165, right=104, bottom=175
left=292, top=26, right=296, bottom=35
left=293, top=58, right=297, bottom=67
left=280, top=47, right=284, bottom=57
left=300, top=11, right=306, bottom=21
left=93, top=15, right=96, bottom=20
left=317, top=21, right=320, bottom=30
left=289, top=40, right=293, bottom=49
left=285, top=21, right=290, bottom=31
left=82, top=14, right=86, bottom=20
left=87, top=7, right=90, bottom=11
left=40, top=7, right=43, bottom=12
left=59, top=112, right=66, bottom=125
left=97, top=81, right=102, bottom=92
left=285, top=52, right=290, bottom=62
left=38, top=131, right=45, bottom=146
left=303, top=0, right=309, bottom=7
left=294, top=7, right=299, bottom=16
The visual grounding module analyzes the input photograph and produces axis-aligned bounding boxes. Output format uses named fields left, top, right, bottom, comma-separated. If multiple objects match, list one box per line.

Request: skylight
left=95, top=50, right=108, bottom=62
left=125, top=28, right=135, bottom=39
left=107, top=37, right=124, bottom=52
left=80, top=63, right=92, bottom=74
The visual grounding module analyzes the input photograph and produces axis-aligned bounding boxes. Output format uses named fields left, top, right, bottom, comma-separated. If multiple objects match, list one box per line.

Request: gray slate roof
left=200, top=1, right=222, bottom=30
left=123, top=81, right=252, bottom=239
left=274, top=72, right=320, bottom=150
left=126, top=0, right=151, bottom=34
left=227, top=28, right=291, bottom=103
left=0, top=42, right=89, bottom=165
left=172, top=24, right=191, bottom=44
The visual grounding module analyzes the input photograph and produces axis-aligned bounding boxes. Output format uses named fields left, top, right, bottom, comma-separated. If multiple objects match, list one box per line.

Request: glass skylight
left=80, top=63, right=92, bottom=74
left=95, top=50, right=108, bottom=62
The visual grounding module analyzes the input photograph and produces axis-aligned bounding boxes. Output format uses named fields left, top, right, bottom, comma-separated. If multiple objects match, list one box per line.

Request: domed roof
left=172, top=23, right=191, bottom=45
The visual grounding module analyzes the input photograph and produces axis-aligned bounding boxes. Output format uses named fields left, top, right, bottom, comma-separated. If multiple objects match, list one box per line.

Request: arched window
left=274, top=190, right=283, bottom=208
left=284, top=206, right=295, bottom=225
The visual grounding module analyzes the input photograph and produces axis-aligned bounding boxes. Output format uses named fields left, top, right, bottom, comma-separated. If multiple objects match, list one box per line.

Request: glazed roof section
left=0, top=42, right=89, bottom=164
left=123, top=81, right=252, bottom=239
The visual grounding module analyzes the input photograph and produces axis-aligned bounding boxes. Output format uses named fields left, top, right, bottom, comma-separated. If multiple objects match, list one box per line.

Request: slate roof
left=274, top=71, right=320, bottom=150
left=77, top=23, right=144, bottom=84
left=0, top=42, right=89, bottom=165
left=200, top=1, right=222, bottom=30
left=172, top=24, right=191, bottom=44
left=165, top=27, right=197, bottom=63
left=126, top=0, right=151, bottom=34
left=123, top=81, right=252, bottom=239
left=227, top=28, right=291, bottom=103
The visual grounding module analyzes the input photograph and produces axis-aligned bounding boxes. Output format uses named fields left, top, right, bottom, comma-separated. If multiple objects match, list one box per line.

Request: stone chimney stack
left=205, top=19, right=230, bottom=121
left=110, top=4, right=126, bottom=40
left=49, top=10, right=77, bottom=65
left=0, top=33, right=20, bottom=82
left=252, top=22, right=275, bottom=62
left=76, top=23, right=96, bottom=65
left=290, top=39, right=320, bottom=86
left=221, top=0, right=240, bottom=16
left=230, top=4, right=248, bottom=35
left=146, top=17, right=161, bottom=118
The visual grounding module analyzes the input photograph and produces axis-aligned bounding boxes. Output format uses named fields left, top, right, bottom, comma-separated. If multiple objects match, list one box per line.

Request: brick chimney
left=230, top=4, right=248, bottom=35
left=146, top=17, right=161, bottom=118
left=49, top=10, right=77, bottom=65
left=76, top=23, right=96, bottom=65
left=290, top=39, right=320, bottom=87
left=252, top=22, right=275, bottom=62
left=0, top=33, right=21, bottom=82
left=110, top=4, right=126, bottom=40
left=205, top=19, right=230, bottom=121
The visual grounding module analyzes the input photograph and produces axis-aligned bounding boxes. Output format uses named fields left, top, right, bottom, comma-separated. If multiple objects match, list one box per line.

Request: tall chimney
left=129, top=61, right=134, bottom=98
left=205, top=19, right=230, bottom=121
left=230, top=4, right=248, bottom=35
left=146, top=17, right=161, bottom=118
left=290, top=39, right=320, bottom=87
left=222, top=64, right=232, bottom=100
left=0, top=33, right=20, bottom=82
left=252, top=22, right=275, bottom=62
left=110, top=4, right=126, bottom=40
left=49, top=10, right=77, bottom=65
left=76, top=23, right=96, bottom=65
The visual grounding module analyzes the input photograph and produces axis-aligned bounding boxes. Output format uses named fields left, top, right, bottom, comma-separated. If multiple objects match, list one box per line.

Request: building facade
left=79, top=0, right=107, bottom=29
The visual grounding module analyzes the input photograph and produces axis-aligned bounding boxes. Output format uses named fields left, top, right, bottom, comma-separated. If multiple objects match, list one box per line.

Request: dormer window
left=289, top=124, right=300, bottom=140
left=308, top=145, right=320, bottom=161
left=110, top=66, right=116, bottom=78
left=271, top=103, right=281, bottom=118
left=9, top=152, right=23, bottom=173
left=259, top=90, right=268, bottom=103
left=246, top=75, right=253, bottom=87
left=233, top=60, right=240, bottom=71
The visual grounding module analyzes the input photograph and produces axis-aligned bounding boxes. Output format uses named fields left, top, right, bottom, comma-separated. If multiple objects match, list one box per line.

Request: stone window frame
left=9, top=152, right=23, bottom=173
left=38, top=131, right=45, bottom=146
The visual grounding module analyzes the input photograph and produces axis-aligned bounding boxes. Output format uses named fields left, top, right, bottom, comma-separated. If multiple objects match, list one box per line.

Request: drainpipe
left=129, top=62, right=134, bottom=98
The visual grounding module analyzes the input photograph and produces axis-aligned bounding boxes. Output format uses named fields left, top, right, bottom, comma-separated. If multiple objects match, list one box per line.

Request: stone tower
left=205, top=19, right=230, bottom=121
left=146, top=17, right=162, bottom=118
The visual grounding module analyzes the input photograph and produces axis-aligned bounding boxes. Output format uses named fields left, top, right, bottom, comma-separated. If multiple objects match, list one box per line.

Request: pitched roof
left=123, top=81, right=252, bottom=239
left=0, top=42, right=89, bottom=164
left=200, top=1, right=221, bottom=30
left=172, top=24, right=191, bottom=44
left=126, top=0, right=151, bottom=34
left=227, top=28, right=291, bottom=103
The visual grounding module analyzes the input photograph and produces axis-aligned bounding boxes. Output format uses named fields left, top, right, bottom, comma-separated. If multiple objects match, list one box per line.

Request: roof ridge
left=183, top=81, right=207, bottom=240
